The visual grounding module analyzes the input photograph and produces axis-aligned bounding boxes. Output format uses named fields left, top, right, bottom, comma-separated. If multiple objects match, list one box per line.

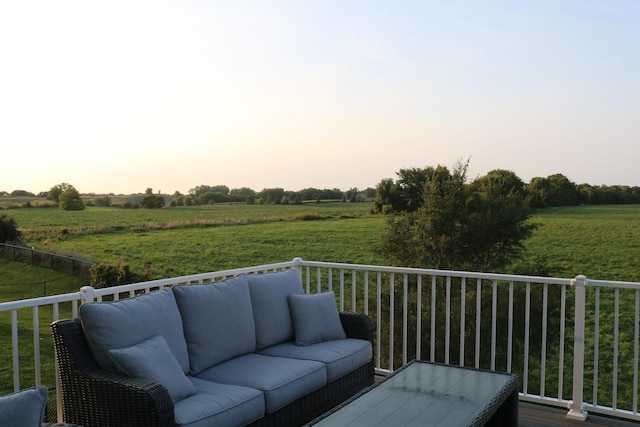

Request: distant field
left=3, top=203, right=640, bottom=281
left=7, top=203, right=381, bottom=278
left=0, top=194, right=152, bottom=209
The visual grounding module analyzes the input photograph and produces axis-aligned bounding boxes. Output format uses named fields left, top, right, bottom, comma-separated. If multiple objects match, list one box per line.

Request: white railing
left=2, top=258, right=640, bottom=423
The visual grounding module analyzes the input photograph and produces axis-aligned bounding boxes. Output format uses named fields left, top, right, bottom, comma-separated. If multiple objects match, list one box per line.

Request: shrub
left=0, top=213, right=20, bottom=243
left=89, top=263, right=139, bottom=288
left=293, top=212, right=328, bottom=221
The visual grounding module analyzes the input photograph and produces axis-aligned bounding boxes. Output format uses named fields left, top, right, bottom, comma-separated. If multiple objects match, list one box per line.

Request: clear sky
left=1, top=1, right=639, bottom=195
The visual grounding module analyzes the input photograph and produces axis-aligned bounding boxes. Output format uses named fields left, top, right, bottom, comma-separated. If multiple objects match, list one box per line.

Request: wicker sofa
left=51, top=269, right=374, bottom=427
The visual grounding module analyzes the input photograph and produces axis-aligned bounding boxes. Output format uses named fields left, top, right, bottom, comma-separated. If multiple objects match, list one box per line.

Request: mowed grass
left=9, top=203, right=383, bottom=278
left=9, top=203, right=368, bottom=232
left=51, top=216, right=387, bottom=278
left=5, top=203, right=640, bottom=281
left=0, top=258, right=84, bottom=398
left=525, top=205, right=640, bottom=281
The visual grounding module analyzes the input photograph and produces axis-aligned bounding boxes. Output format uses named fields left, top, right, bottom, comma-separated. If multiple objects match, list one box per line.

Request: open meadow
left=3, top=203, right=640, bottom=407
left=5, top=202, right=640, bottom=281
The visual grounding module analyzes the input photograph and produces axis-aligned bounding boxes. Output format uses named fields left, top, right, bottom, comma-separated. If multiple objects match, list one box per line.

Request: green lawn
left=0, top=258, right=84, bottom=400
left=5, top=203, right=640, bottom=281
left=524, top=205, right=640, bottom=281
left=3, top=203, right=640, bottom=412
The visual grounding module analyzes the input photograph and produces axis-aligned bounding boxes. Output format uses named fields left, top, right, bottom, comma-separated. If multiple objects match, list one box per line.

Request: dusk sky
left=1, top=1, right=639, bottom=195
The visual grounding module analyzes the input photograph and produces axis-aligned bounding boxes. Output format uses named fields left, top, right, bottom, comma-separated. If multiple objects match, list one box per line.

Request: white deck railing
left=2, top=258, right=639, bottom=423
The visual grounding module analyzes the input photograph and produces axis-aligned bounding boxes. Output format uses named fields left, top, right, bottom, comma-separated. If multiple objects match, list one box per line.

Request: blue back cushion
left=80, top=288, right=190, bottom=373
left=247, top=269, right=304, bottom=349
left=173, top=275, right=256, bottom=374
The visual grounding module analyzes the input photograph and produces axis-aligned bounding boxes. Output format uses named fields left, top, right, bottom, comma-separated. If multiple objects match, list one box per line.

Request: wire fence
left=0, top=243, right=94, bottom=284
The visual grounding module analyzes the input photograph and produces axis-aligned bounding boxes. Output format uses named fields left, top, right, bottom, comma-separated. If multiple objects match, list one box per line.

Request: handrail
left=2, top=258, right=640, bottom=422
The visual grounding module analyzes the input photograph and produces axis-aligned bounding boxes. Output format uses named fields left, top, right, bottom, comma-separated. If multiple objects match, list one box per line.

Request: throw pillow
left=108, top=335, right=196, bottom=402
left=0, top=386, right=48, bottom=427
left=288, top=291, right=346, bottom=346
left=80, top=288, right=190, bottom=374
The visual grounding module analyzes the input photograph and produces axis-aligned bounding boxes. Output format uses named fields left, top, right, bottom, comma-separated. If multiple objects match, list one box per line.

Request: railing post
left=79, top=286, right=96, bottom=305
left=567, top=275, right=588, bottom=421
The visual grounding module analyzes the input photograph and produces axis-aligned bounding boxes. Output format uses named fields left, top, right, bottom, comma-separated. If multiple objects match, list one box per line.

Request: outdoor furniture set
left=50, top=267, right=518, bottom=426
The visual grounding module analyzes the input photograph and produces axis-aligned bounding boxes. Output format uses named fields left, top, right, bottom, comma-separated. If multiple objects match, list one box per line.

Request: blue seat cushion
left=247, top=269, right=304, bottom=349
left=259, top=338, right=372, bottom=381
left=196, top=353, right=326, bottom=414
left=80, top=288, right=190, bottom=374
left=174, top=377, right=264, bottom=427
left=173, top=275, right=256, bottom=374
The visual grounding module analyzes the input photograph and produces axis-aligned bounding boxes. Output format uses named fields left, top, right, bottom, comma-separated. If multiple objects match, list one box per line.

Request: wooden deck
left=519, top=403, right=638, bottom=427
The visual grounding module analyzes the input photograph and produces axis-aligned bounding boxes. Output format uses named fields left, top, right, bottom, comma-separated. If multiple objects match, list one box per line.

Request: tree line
left=372, top=171, right=640, bottom=214
left=168, top=185, right=376, bottom=206
left=3, top=171, right=640, bottom=211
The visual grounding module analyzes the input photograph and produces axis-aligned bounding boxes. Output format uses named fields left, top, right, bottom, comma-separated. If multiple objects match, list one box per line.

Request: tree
left=139, top=188, right=165, bottom=209
left=229, top=187, right=257, bottom=203
left=370, top=178, right=401, bottom=214
left=257, top=188, right=285, bottom=204
left=528, top=174, right=579, bottom=207
left=463, top=169, right=538, bottom=271
left=370, top=165, right=443, bottom=214
left=50, top=183, right=85, bottom=211
left=94, top=195, right=112, bottom=207
left=0, top=213, right=20, bottom=243
left=48, top=183, right=72, bottom=203
left=376, top=163, right=537, bottom=272
left=10, top=190, right=35, bottom=197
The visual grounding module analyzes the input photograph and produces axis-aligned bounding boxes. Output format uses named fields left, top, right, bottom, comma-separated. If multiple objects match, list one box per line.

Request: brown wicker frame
left=51, top=312, right=374, bottom=427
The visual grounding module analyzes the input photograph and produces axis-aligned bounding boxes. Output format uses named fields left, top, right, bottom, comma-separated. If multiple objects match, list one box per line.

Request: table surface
left=308, top=360, right=518, bottom=427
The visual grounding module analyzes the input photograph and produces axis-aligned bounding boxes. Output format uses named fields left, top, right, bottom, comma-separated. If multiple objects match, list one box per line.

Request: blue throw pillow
left=108, top=335, right=196, bottom=402
left=80, top=288, right=190, bottom=374
left=0, top=386, right=48, bottom=426
left=288, top=291, right=346, bottom=346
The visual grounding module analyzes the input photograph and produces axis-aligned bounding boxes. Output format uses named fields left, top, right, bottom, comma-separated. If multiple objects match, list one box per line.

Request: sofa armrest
left=51, top=319, right=175, bottom=427
left=339, top=312, right=373, bottom=343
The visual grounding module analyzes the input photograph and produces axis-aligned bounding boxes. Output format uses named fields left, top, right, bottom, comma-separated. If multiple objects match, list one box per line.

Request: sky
left=1, top=1, right=639, bottom=195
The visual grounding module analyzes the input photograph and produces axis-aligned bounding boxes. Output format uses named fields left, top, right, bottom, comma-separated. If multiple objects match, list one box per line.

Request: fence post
left=567, top=275, right=588, bottom=421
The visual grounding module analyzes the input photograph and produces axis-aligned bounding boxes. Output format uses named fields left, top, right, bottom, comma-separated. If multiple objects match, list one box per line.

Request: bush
left=0, top=213, right=20, bottom=243
left=89, top=263, right=139, bottom=288
left=293, top=212, right=329, bottom=221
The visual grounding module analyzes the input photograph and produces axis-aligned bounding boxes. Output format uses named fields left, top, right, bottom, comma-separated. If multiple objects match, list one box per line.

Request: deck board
left=374, top=375, right=637, bottom=426
left=519, top=403, right=638, bottom=427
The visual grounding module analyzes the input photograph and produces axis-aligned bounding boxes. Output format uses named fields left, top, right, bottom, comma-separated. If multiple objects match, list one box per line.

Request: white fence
left=2, top=258, right=640, bottom=422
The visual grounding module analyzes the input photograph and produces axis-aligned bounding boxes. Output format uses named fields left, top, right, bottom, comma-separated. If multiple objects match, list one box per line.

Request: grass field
left=2, top=203, right=640, bottom=410
left=524, top=204, right=640, bottom=281
left=5, top=202, right=640, bottom=281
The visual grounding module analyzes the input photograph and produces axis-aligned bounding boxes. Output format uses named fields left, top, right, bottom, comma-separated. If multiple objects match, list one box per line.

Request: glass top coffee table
left=307, top=360, right=518, bottom=426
